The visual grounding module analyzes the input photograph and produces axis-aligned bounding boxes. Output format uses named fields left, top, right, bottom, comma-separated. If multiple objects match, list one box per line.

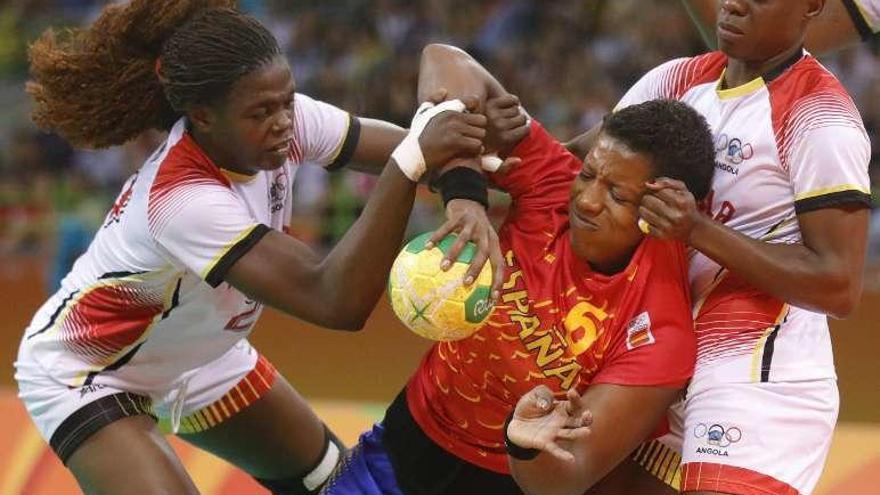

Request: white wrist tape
left=480, top=153, right=503, bottom=172
left=392, top=99, right=466, bottom=182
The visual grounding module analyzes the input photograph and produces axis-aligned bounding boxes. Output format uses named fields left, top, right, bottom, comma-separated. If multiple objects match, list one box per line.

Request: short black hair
left=600, top=99, right=715, bottom=200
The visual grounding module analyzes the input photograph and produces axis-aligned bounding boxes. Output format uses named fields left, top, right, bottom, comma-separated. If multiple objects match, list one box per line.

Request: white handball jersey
left=21, top=93, right=359, bottom=392
left=845, top=0, right=880, bottom=38
left=616, top=50, right=871, bottom=384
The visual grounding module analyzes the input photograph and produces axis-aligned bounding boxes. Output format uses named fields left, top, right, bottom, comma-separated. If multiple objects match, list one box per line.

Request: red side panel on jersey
left=147, top=133, right=232, bottom=237
left=681, top=462, right=799, bottom=495
left=59, top=284, right=164, bottom=365
left=694, top=273, right=786, bottom=369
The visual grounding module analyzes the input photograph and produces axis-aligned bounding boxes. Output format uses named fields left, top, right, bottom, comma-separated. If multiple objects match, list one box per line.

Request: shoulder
left=147, top=126, right=234, bottom=235
left=769, top=56, right=866, bottom=166
left=769, top=56, right=863, bottom=129
left=647, top=52, right=727, bottom=99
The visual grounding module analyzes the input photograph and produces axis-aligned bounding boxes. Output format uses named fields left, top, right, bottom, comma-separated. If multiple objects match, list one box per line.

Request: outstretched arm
left=344, top=118, right=407, bottom=174
left=682, top=0, right=865, bottom=54
left=508, top=384, right=679, bottom=495
left=640, top=178, right=869, bottom=318
left=226, top=99, right=487, bottom=330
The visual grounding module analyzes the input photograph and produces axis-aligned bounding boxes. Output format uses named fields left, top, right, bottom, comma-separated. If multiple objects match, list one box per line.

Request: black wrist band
left=504, top=412, right=541, bottom=461
left=433, top=167, right=489, bottom=209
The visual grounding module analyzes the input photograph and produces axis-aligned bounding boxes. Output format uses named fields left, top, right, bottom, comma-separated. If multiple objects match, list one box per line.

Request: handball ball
left=388, top=232, right=495, bottom=341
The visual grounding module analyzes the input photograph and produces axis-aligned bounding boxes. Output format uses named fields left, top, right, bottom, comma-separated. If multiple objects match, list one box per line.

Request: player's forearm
left=563, top=124, right=600, bottom=161
left=509, top=433, right=610, bottom=495
left=345, top=118, right=406, bottom=175
left=418, top=44, right=501, bottom=108
left=318, top=159, right=416, bottom=329
left=510, top=454, right=592, bottom=495
left=688, top=217, right=863, bottom=318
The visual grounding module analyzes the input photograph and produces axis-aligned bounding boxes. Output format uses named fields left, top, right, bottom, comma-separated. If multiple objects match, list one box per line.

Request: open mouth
left=267, top=139, right=291, bottom=154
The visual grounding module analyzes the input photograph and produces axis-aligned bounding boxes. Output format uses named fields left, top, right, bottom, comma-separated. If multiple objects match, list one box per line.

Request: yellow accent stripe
left=0, top=427, right=46, bottom=495
left=750, top=304, right=790, bottom=382
left=692, top=271, right=729, bottom=319
left=217, top=399, right=231, bottom=419
left=219, top=168, right=258, bottom=183
left=243, top=376, right=260, bottom=400
left=200, top=224, right=261, bottom=280
left=636, top=440, right=682, bottom=490
left=760, top=215, right=798, bottom=241
left=325, top=114, right=353, bottom=166
left=794, top=184, right=871, bottom=202
left=715, top=68, right=766, bottom=100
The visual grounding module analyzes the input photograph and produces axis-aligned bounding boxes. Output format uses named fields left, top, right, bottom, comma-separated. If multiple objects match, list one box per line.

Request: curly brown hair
left=27, top=0, right=281, bottom=149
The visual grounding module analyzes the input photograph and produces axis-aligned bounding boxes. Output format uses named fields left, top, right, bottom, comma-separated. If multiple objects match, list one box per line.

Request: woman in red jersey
left=321, top=44, right=717, bottom=495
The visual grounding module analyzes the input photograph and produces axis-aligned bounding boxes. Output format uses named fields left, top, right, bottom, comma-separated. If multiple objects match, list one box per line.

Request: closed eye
left=610, top=189, right=627, bottom=203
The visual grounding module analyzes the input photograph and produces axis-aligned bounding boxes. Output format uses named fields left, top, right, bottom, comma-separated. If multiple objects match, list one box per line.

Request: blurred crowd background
left=0, top=0, right=878, bottom=295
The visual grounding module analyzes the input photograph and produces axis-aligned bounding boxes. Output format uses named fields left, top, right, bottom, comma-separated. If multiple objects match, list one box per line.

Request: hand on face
left=638, top=177, right=704, bottom=243
left=508, top=385, right=593, bottom=463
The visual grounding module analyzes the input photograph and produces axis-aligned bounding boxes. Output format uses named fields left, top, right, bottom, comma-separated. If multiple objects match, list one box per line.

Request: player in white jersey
left=14, top=1, right=496, bottom=494
left=684, top=0, right=880, bottom=52
left=551, top=1, right=872, bottom=495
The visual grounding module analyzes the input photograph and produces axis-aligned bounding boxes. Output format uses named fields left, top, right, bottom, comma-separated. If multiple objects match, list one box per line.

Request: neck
left=586, top=246, right=637, bottom=276
left=189, top=126, right=247, bottom=174
left=723, top=42, right=803, bottom=89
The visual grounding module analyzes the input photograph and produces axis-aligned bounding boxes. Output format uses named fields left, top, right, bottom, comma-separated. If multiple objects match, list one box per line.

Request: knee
left=255, top=426, right=346, bottom=495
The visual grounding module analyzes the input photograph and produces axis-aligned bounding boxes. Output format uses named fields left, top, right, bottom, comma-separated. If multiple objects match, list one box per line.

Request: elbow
left=824, top=277, right=862, bottom=320
left=325, top=298, right=373, bottom=331
left=329, top=316, right=368, bottom=332
left=422, top=43, right=465, bottom=61
left=826, top=294, right=859, bottom=320
left=315, top=306, right=369, bottom=331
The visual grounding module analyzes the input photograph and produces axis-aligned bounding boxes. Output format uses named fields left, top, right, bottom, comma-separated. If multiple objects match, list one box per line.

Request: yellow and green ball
left=388, top=232, right=495, bottom=341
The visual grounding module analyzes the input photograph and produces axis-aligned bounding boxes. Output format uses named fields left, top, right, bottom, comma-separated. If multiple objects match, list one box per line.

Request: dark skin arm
left=682, top=0, right=863, bottom=53
left=640, top=178, right=869, bottom=318
left=564, top=123, right=601, bottom=161
left=345, top=118, right=407, bottom=174
left=417, top=44, right=531, bottom=297
left=508, top=384, right=680, bottom=495
left=346, top=104, right=507, bottom=298
left=418, top=43, right=509, bottom=112
left=226, top=99, right=487, bottom=330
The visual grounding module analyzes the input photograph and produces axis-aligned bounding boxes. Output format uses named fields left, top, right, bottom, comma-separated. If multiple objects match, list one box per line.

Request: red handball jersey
left=406, top=121, right=697, bottom=474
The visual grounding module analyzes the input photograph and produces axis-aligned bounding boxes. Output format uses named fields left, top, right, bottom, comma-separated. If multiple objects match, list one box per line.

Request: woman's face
left=569, top=133, right=655, bottom=274
left=204, top=55, right=296, bottom=174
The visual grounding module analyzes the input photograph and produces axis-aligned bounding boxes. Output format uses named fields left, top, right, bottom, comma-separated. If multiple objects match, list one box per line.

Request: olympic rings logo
left=694, top=423, right=742, bottom=448
left=714, top=133, right=754, bottom=164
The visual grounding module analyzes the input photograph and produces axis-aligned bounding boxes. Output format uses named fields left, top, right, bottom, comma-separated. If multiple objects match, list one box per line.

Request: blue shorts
left=322, top=423, right=404, bottom=495
left=322, top=389, right=523, bottom=495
